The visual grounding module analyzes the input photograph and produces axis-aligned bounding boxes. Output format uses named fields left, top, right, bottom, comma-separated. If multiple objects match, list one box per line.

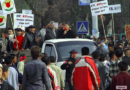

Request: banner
left=109, top=4, right=121, bottom=14
left=13, top=13, right=34, bottom=28
left=0, top=10, right=7, bottom=28
left=1, top=0, right=16, bottom=14
left=90, top=0, right=109, bottom=16
left=22, top=10, right=32, bottom=14
left=125, top=25, right=130, bottom=39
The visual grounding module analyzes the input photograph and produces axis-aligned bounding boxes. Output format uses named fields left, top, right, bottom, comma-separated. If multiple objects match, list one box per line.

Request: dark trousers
left=67, top=81, right=75, bottom=90
left=106, top=86, right=110, bottom=90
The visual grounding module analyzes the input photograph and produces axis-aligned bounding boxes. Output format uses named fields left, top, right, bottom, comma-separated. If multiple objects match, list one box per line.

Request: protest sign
left=125, top=25, right=130, bottom=39
left=0, top=10, right=7, bottom=28
left=1, top=0, right=16, bottom=14
left=109, top=4, right=121, bottom=14
left=22, top=10, right=32, bottom=14
left=55, top=22, right=59, bottom=28
left=92, top=29, right=99, bottom=38
left=90, top=0, right=109, bottom=16
left=13, top=13, right=34, bottom=28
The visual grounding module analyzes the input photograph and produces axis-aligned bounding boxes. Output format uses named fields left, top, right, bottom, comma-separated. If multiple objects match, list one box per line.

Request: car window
left=44, top=44, right=56, bottom=58
left=57, top=41, right=97, bottom=62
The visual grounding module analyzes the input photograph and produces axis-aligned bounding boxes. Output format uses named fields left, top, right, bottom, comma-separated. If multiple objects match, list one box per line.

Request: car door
left=44, top=44, right=58, bottom=60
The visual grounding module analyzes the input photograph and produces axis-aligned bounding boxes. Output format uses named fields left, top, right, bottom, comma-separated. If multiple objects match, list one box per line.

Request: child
left=13, top=28, right=24, bottom=50
left=17, top=54, right=26, bottom=75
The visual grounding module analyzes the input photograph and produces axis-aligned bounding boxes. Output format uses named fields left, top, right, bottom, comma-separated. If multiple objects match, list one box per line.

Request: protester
left=99, top=54, right=111, bottom=90
left=57, top=23, right=76, bottom=38
left=22, top=46, right=51, bottom=90
left=6, top=54, right=23, bottom=86
left=33, top=33, right=43, bottom=48
left=45, top=21, right=58, bottom=40
left=108, top=37, right=114, bottom=46
left=97, top=38, right=102, bottom=45
left=122, top=35, right=128, bottom=47
left=115, top=35, right=119, bottom=42
left=92, top=51, right=105, bottom=90
left=123, top=49, right=130, bottom=65
left=6, top=28, right=14, bottom=52
left=42, top=56, right=59, bottom=90
left=116, top=49, right=123, bottom=63
left=61, top=49, right=77, bottom=90
left=2, top=64, right=9, bottom=80
left=2, top=30, right=9, bottom=51
left=96, top=43, right=109, bottom=60
left=22, top=25, right=37, bottom=50
left=71, top=47, right=100, bottom=90
left=17, top=54, right=26, bottom=75
left=111, top=61, right=130, bottom=90
left=8, top=28, right=14, bottom=35
left=108, top=44, right=114, bottom=52
left=109, top=51, right=119, bottom=78
left=40, top=25, right=46, bottom=42
left=49, top=56, right=65, bottom=90
left=13, top=28, right=24, bottom=50
left=0, top=64, right=15, bottom=90
left=5, top=55, right=19, bottom=90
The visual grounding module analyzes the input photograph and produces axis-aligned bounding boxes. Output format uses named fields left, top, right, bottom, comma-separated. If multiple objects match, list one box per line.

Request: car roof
left=44, top=39, right=94, bottom=43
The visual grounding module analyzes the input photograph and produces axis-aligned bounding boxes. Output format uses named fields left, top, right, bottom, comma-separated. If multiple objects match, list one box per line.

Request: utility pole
left=92, top=0, right=98, bottom=37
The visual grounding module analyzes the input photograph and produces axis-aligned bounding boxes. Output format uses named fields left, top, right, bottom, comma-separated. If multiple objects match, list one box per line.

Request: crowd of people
left=1, top=21, right=78, bottom=53
left=0, top=21, right=130, bottom=90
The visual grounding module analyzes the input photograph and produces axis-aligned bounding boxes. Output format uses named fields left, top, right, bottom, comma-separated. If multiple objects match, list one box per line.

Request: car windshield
left=57, top=41, right=98, bottom=61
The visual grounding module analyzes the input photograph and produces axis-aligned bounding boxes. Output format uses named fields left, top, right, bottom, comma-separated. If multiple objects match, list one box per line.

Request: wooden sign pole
left=112, top=14, right=115, bottom=46
left=101, top=15, right=106, bottom=41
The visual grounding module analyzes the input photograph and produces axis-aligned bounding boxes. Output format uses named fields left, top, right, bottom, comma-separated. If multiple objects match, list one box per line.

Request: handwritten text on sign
left=109, top=4, right=121, bottom=14
left=90, top=1, right=109, bottom=16
left=13, top=13, right=34, bottom=28
left=125, top=25, right=130, bottom=39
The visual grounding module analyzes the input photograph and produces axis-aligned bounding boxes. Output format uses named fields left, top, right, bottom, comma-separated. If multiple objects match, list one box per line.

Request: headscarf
left=20, top=54, right=26, bottom=62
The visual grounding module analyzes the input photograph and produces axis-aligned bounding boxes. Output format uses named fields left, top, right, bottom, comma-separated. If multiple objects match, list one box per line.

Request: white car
left=41, top=39, right=98, bottom=79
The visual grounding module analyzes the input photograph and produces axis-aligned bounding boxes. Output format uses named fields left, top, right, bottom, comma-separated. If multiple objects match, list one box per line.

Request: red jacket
left=111, top=72, right=130, bottom=90
left=13, top=35, right=24, bottom=50
left=71, top=56, right=100, bottom=90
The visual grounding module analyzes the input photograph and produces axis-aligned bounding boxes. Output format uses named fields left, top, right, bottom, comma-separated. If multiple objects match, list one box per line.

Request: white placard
left=92, top=29, right=99, bottom=38
left=109, top=4, right=121, bottom=14
left=13, top=13, right=34, bottom=28
left=22, top=10, right=32, bottom=14
left=90, top=0, right=109, bottom=16
left=1, top=0, right=16, bottom=14
left=55, top=22, right=59, bottom=28
left=0, top=10, right=7, bottom=28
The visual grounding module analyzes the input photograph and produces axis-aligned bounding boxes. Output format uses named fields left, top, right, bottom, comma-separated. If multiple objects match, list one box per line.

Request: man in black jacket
left=92, top=51, right=106, bottom=90
left=61, top=49, right=77, bottom=90
left=22, top=25, right=37, bottom=50
left=45, top=21, right=58, bottom=40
